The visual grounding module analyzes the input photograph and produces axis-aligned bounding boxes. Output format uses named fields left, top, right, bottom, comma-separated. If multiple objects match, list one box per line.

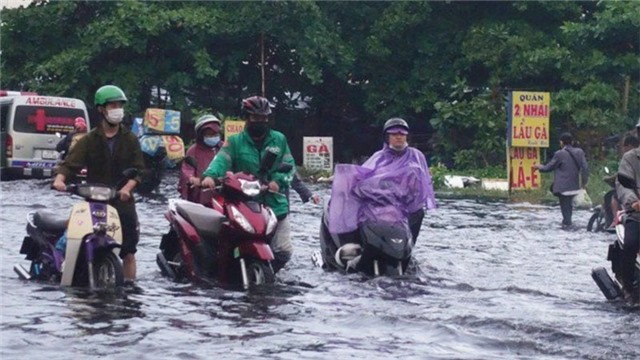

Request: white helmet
left=194, top=114, right=221, bottom=133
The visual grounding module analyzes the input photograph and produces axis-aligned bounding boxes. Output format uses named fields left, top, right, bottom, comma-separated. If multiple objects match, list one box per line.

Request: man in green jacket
left=53, top=85, right=145, bottom=282
left=201, top=95, right=295, bottom=272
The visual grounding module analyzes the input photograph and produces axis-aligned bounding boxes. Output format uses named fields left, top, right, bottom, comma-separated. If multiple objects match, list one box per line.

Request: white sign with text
left=303, top=136, right=333, bottom=172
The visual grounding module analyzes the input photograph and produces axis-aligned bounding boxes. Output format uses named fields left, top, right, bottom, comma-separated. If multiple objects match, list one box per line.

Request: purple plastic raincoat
left=328, top=145, right=436, bottom=234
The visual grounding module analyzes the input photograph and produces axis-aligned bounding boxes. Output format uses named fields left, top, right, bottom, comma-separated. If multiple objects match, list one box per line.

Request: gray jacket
left=616, top=147, right=640, bottom=221
left=538, top=145, right=589, bottom=194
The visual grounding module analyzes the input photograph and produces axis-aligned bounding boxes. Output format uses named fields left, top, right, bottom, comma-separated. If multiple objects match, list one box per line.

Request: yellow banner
left=510, top=91, right=550, bottom=148
left=509, top=147, right=541, bottom=190
left=224, top=120, right=245, bottom=138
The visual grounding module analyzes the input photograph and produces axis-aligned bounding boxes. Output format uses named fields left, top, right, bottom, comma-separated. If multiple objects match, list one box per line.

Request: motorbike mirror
left=617, top=173, right=637, bottom=190
left=276, top=163, right=293, bottom=173
left=260, top=149, right=278, bottom=173
left=183, top=156, right=197, bottom=168
left=604, top=166, right=610, bottom=175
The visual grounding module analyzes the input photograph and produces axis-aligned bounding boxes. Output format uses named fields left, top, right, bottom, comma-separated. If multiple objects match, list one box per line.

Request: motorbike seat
left=176, top=201, right=227, bottom=239
left=33, top=211, right=68, bottom=233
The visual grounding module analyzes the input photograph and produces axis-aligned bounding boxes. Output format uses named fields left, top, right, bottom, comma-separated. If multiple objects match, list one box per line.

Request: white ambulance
left=1, top=92, right=90, bottom=179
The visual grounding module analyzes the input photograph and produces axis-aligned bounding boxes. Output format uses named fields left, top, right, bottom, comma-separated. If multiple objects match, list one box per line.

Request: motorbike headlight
left=266, top=207, right=277, bottom=235
left=77, top=185, right=116, bottom=201
left=230, top=205, right=255, bottom=234
left=239, top=179, right=261, bottom=197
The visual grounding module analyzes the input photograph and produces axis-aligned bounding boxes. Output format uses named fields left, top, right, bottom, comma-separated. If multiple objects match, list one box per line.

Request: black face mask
left=246, top=122, right=268, bottom=138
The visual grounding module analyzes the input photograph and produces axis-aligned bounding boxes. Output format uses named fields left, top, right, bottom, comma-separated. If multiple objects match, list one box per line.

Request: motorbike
left=315, top=165, right=424, bottom=277
left=316, top=205, right=420, bottom=277
left=14, top=169, right=138, bottom=289
left=587, top=167, right=617, bottom=232
left=592, top=173, right=640, bottom=303
left=137, top=146, right=166, bottom=194
left=156, top=151, right=292, bottom=289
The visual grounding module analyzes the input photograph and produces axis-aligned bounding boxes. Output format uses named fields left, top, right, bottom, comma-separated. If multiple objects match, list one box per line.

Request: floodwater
left=1, top=172, right=638, bottom=360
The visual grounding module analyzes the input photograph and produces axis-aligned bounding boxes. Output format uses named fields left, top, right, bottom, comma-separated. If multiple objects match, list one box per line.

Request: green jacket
left=56, top=124, right=145, bottom=192
left=202, top=129, right=295, bottom=217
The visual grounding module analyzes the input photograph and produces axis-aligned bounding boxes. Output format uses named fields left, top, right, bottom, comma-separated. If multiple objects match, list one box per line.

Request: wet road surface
left=1, top=172, right=638, bottom=359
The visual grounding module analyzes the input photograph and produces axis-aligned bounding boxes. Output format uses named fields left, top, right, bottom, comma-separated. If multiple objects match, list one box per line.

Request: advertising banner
left=143, top=108, right=181, bottom=135
left=139, top=135, right=185, bottom=162
left=509, top=147, right=541, bottom=190
left=223, top=120, right=245, bottom=139
left=508, top=91, right=550, bottom=148
left=303, top=137, right=333, bottom=172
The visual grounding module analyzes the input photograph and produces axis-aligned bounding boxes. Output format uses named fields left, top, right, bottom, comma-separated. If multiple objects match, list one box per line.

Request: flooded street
left=1, top=172, right=638, bottom=359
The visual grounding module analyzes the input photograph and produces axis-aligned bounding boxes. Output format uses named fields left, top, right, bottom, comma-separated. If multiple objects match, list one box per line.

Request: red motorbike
left=156, top=152, right=291, bottom=288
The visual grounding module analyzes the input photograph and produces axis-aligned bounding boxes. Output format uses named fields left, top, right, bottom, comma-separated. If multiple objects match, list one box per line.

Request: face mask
left=203, top=135, right=221, bottom=147
left=390, top=143, right=408, bottom=152
left=106, top=108, right=124, bottom=125
left=246, top=122, right=268, bottom=138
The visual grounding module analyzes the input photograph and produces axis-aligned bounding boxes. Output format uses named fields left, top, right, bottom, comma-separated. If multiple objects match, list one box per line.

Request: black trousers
left=558, top=195, right=574, bottom=226
left=622, top=219, right=640, bottom=289
left=111, top=200, right=140, bottom=258
left=409, top=208, right=425, bottom=244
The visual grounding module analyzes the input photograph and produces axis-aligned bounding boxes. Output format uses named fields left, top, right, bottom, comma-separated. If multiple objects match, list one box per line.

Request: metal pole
left=261, top=33, right=266, bottom=97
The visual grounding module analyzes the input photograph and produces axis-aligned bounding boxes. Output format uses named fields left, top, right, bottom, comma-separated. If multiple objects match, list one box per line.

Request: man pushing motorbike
left=201, top=96, right=295, bottom=273
left=616, top=136, right=640, bottom=304
left=53, top=85, right=145, bottom=283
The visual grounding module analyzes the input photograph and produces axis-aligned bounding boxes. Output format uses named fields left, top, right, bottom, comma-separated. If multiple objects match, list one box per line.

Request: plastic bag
left=572, top=189, right=592, bottom=209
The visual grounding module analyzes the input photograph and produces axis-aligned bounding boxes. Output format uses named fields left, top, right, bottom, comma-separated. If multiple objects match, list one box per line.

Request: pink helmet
left=74, top=117, right=87, bottom=132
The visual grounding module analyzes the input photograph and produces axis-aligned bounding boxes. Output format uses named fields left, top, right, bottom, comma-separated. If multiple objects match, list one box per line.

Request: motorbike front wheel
left=245, top=259, right=275, bottom=285
left=93, top=252, right=124, bottom=288
left=587, top=211, right=605, bottom=232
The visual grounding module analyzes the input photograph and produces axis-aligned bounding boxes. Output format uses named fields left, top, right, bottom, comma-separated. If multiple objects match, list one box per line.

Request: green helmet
left=94, top=85, right=128, bottom=106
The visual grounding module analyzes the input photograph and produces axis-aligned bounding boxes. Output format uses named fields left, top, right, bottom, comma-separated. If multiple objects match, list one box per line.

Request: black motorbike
left=136, top=148, right=166, bottom=194
left=592, top=174, right=639, bottom=303
left=315, top=200, right=423, bottom=277
left=587, top=167, right=617, bottom=232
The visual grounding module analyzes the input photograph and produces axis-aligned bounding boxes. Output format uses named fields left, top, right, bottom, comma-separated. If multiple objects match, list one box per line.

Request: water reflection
left=2, top=172, right=640, bottom=359
left=63, top=287, right=146, bottom=328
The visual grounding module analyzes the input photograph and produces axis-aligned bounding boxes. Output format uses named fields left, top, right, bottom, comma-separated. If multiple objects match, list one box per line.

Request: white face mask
left=390, top=143, right=408, bottom=152
left=106, top=108, right=124, bottom=124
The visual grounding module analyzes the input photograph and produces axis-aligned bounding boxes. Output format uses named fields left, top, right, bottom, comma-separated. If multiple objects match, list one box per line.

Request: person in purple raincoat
left=178, top=114, right=223, bottom=203
left=328, top=117, right=437, bottom=243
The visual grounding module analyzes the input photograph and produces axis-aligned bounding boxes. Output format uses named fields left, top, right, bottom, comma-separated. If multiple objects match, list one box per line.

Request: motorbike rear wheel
left=245, top=259, right=275, bottom=285
left=93, top=252, right=124, bottom=288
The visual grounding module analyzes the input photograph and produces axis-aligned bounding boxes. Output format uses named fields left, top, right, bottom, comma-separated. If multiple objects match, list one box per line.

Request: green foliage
left=1, top=1, right=637, bottom=166
left=431, top=80, right=506, bottom=169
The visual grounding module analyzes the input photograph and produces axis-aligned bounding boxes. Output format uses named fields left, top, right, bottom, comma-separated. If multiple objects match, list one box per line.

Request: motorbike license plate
left=42, top=150, right=58, bottom=160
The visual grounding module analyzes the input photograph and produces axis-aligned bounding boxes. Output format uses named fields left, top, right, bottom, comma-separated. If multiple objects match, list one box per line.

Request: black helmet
left=383, top=117, right=409, bottom=134
left=241, top=96, right=272, bottom=116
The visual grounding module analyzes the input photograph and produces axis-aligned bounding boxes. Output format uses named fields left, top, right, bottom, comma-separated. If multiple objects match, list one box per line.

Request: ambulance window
left=12, top=105, right=86, bottom=134
left=1, top=103, right=9, bottom=132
